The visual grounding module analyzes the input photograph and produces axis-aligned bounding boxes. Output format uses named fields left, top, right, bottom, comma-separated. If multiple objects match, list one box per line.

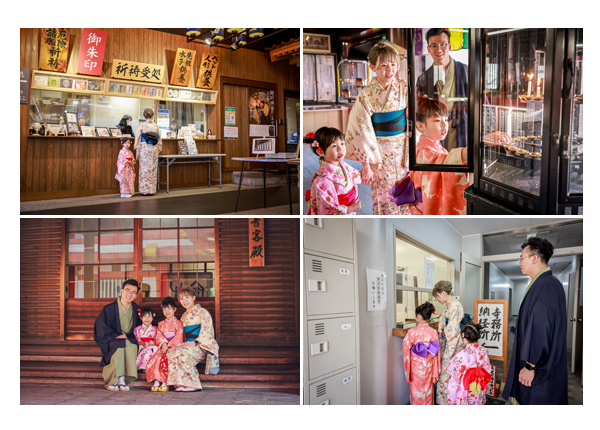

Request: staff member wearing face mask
left=117, top=114, right=135, bottom=137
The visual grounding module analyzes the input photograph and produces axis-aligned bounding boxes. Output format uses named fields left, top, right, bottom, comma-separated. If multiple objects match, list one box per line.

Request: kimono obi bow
left=184, top=324, right=201, bottom=341
left=338, top=186, right=357, bottom=206
left=371, top=108, right=406, bottom=137
left=463, top=367, right=491, bottom=395
left=411, top=341, right=440, bottom=359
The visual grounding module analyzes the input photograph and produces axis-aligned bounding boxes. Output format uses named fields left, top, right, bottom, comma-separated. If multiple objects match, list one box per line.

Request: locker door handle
left=308, top=279, right=327, bottom=292
left=310, top=341, right=329, bottom=356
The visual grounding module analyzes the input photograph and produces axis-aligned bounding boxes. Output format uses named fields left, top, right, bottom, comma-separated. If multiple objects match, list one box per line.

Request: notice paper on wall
left=366, top=268, right=386, bottom=312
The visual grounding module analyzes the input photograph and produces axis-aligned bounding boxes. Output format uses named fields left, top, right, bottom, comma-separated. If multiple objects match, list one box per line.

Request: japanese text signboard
left=248, top=218, right=265, bottom=267
left=76, top=28, right=107, bottom=76
left=111, top=59, right=165, bottom=84
left=475, top=299, right=508, bottom=384
left=170, top=48, right=196, bottom=87
left=196, top=53, right=220, bottom=89
left=39, top=28, right=70, bottom=72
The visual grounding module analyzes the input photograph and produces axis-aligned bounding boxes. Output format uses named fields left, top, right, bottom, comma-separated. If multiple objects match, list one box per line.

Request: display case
left=337, top=59, right=369, bottom=103
left=303, top=53, right=337, bottom=105
left=466, top=28, right=583, bottom=215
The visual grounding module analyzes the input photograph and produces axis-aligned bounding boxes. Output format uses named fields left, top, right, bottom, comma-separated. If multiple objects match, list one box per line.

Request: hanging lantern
left=186, top=28, right=201, bottom=37
left=211, top=28, right=224, bottom=42
left=227, top=28, right=245, bottom=34
left=249, top=28, right=264, bottom=38
left=234, top=33, right=247, bottom=46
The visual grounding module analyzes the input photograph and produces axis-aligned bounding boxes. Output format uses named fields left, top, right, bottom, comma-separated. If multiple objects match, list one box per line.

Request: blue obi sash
left=184, top=324, right=201, bottom=341
left=371, top=109, right=406, bottom=137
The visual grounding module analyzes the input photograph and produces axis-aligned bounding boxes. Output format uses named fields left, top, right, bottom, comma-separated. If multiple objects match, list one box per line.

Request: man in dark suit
left=94, top=279, right=142, bottom=391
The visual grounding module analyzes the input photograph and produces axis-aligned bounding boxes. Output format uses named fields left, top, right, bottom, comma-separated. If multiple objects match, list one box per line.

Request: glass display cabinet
left=303, top=53, right=338, bottom=105
left=337, top=59, right=369, bottom=103
left=408, top=28, right=583, bottom=214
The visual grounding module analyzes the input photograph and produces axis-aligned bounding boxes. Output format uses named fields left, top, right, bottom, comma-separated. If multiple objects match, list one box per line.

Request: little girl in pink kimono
left=402, top=302, right=440, bottom=405
left=134, top=307, right=158, bottom=371
left=446, top=323, right=492, bottom=405
left=115, top=138, right=136, bottom=198
left=305, top=127, right=362, bottom=215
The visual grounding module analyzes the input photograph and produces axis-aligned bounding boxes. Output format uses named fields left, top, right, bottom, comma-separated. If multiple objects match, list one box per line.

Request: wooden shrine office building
left=20, top=218, right=300, bottom=393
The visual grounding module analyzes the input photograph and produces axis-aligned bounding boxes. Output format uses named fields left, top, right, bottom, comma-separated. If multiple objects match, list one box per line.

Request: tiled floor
left=302, top=144, right=373, bottom=215
left=20, top=384, right=299, bottom=405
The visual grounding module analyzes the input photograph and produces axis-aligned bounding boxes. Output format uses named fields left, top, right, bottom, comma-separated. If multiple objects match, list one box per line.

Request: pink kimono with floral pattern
left=446, top=343, right=491, bottom=405
left=145, top=317, right=184, bottom=383
left=409, top=136, right=471, bottom=215
left=307, top=160, right=362, bottom=215
left=134, top=323, right=158, bottom=370
left=167, top=304, right=220, bottom=390
left=115, top=147, right=136, bottom=195
left=436, top=295, right=465, bottom=405
left=345, top=77, right=410, bottom=215
left=403, top=323, right=441, bottom=405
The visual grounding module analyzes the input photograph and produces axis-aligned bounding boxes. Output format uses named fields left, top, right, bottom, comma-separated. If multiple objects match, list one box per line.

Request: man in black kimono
left=502, top=236, right=568, bottom=404
left=94, top=279, right=142, bottom=391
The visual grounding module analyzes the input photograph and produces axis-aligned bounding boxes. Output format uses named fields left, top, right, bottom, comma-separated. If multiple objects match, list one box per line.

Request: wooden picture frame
left=67, top=123, right=80, bottom=135
left=96, top=127, right=110, bottom=137
left=303, top=33, right=331, bottom=54
left=80, top=126, right=96, bottom=137
left=252, top=138, right=276, bottom=154
left=110, top=128, right=122, bottom=137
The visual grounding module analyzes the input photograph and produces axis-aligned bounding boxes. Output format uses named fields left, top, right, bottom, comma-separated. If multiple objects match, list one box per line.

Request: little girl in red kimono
left=409, top=97, right=471, bottom=215
left=115, top=137, right=136, bottom=198
left=402, top=302, right=440, bottom=405
left=134, top=307, right=158, bottom=371
left=305, top=127, right=362, bottom=215
left=446, top=323, right=492, bottom=405
left=145, top=297, right=184, bottom=392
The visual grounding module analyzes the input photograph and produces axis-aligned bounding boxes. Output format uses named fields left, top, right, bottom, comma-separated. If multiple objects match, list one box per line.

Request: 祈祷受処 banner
left=110, top=59, right=165, bottom=84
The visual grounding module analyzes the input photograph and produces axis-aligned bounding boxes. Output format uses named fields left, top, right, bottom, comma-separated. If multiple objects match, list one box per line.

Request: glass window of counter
left=29, top=89, right=156, bottom=137
left=409, top=28, right=472, bottom=172
left=394, top=229, right=454, bottom=330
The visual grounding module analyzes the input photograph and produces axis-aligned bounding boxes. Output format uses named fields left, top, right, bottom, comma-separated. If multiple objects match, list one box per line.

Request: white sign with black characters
left=477, top=302, right=504, bottom=356
left=367, top=268, right=386, bottom=312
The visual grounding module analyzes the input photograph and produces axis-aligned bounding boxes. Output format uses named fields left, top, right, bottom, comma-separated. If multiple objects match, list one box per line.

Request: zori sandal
left=118, top=383, right=130, bottom=391
left=106, top=384, right=119, bottom=391
left=151, top=385, right=159, bottom=392
left=158, top=385, right=169, bottom=392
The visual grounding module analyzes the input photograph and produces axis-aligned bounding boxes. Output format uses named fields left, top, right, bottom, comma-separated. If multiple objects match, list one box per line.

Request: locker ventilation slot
left=315, top=323, right=325, bottom=336
left=312, top=259, right=323, bottom=273
left=316, top=383, right=326, bottom=397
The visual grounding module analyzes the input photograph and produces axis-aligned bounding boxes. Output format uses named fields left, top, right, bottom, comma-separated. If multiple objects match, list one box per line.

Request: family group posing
left=306, top=28, right=508, bottom=216
left=402, top=236, right=568, bottom=405
left=115, top=108, right=163, bottom=198
left=94, top=280, right=219, bottom=392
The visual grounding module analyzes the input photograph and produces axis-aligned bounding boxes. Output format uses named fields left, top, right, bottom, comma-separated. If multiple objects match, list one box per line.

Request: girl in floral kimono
left=134, top=307, right=158, bottom=371
left=115, top=138, right=136, bottom=198
left=167, top=286, right=220, bottom=392
left=345, top=40, right=410, bottom=215
left=446, top=323, right=492, bottom=405
left=410, top=97, right=471, bottom=215
left=306, top=127, right=362, bottom=215
left=433, top=280, right=465, bottom=404
left=145, top=297, right=183, bottom=392
left=402, top=302, right=440, bottom=405
left=134, top=108, right=162, bottom=196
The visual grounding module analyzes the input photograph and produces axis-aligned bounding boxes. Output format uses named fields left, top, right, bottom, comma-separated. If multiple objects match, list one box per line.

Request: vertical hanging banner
left=76, top=28, right=107, bottom=76
left=170, top=48, right=196, bottom=86
left=20, top=68, right=30, bottom=104
left=249, top=218, right=265, bottom=267
left=196, top=53, right=220, bottom=89
left=39, top=28, right=70, bottom=72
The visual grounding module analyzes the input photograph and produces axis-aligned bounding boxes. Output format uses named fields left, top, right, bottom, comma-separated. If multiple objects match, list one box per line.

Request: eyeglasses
left=428, top=43, right=449, bottom=50
left=519, top=253, right=535, bottom=262
left=122, top=288, right=137, bottom=296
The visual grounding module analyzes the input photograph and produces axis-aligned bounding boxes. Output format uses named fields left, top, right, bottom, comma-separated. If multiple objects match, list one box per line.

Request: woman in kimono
left=133, top=306, right=158, bottom=371
left=167, top=286, right=220, bottom=392
left=446, top=323, right=492, bottom=405
left=134, top=108, right=162, bottom=195
left=305, top=127, right=362, bottom=215
left=115, top=138, right=136, bottom=198
left=145, top=297, right=184, bottom=391
left=432, top=280, right=465, bottom=404
left=402, top=302, right=440, bottom=405
left=345, top=40, right=410, bottom=215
